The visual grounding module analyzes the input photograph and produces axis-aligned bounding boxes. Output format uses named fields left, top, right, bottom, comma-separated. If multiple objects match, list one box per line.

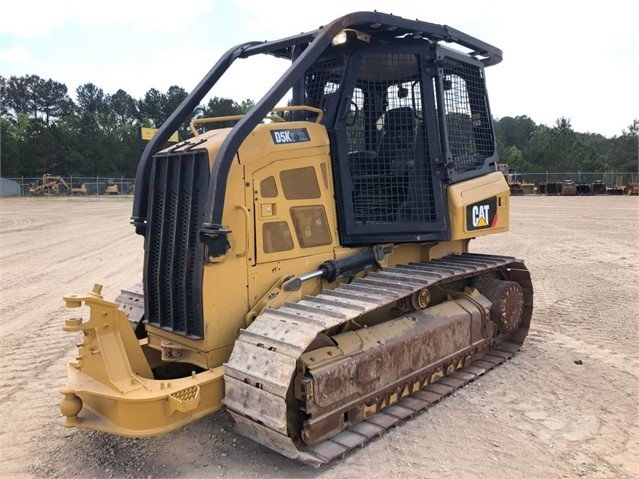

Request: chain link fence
left=508, top=171, right=636, bottom=187
left=2, top=176, right=135, bottom=197
left=1, top=171, right=637, bottom=198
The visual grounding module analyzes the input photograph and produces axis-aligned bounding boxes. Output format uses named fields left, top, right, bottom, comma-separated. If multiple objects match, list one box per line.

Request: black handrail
left=131, top=41, right=260, bottom=233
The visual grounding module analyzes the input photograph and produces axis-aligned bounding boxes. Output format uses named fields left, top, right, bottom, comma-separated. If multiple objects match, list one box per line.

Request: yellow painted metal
left=190, top=114, right=285, bottom=137
left=140, top=121, right=338, bottom=367
left=141, top=126, right=179, bottom=143
left=59, top=286, right=225, bottom=436
left=244, top=276, right=302, bottom=326
left=447, top=172, right=510, bottom=240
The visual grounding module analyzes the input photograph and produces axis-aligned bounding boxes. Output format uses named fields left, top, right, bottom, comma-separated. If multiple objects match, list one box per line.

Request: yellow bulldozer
left=60, top=12, right=533, bottom=465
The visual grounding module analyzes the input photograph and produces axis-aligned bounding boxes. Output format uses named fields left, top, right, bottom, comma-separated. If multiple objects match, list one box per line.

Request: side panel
left=447, top=171, right=509, bottom=240
left=244, top=125, right=341, bottom=311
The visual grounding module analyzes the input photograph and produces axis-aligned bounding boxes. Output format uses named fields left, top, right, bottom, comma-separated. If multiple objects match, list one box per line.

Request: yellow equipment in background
left=105, top=180, right=119, bottom=195
left=28, top=174, right=69, bottom=196
left=70, top=182, right=87, bottom=195
left=60, top=12, right=533, bottom=465
left=497, top=163, right=535, bottom=195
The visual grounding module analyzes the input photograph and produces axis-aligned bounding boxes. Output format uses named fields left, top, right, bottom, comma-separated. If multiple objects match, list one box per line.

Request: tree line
left=0, top=74, right=254, bottom=177
left=494, top=116, right=637, bottom=174
left=1, top=74, right=637, bottom=178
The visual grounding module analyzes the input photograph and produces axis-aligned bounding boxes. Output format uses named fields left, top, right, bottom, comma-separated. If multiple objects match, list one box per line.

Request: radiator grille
left=144, top=150, right=209, bottom=338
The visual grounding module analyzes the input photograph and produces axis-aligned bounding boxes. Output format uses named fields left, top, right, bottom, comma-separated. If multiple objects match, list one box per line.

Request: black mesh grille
left=145, top=151, right=209, bottom=338
left=346, top=53, right=435, bottom=224
left=441, top=57, right=494, bottom=174
left=304, top=57, right=344, bottom=119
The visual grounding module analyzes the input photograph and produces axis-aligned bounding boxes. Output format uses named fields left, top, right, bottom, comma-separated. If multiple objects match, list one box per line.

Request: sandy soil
left=0, top=195, right=637, bottom=479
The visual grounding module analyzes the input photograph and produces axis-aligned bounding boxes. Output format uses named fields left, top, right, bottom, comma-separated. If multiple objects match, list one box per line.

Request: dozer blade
left=224, top=253, right=532, bottom=465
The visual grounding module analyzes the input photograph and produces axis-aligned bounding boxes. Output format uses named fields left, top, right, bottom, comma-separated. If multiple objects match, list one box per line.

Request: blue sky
left=1, top=0, right=638, bottom=137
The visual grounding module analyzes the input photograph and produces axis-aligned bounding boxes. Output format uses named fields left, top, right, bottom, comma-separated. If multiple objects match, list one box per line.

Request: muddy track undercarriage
left=223, top=253, right=532, bottom=465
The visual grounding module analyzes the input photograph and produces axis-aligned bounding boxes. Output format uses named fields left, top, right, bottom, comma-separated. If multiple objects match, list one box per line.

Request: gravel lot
left=0, top=195, right=637, bottom=479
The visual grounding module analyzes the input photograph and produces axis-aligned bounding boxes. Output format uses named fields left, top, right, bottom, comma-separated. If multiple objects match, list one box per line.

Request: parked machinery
left=560, top=180, right=576, bottom=196
left=497, top=163, right=534, bottom=195
left=28, top=174, right=69, bottom=196
left=607, top=175, right=625, bottom=195
left=591, top=180, right=607, bottom=195
left=624, top=175, right=638, bottom=195
left=539, top=181, right=562, bottom=195
left=576, top=183, right=592, bottom=195
left=70, top=182, right=88, bottom=195
left=105, top=180, right=119, bottom=195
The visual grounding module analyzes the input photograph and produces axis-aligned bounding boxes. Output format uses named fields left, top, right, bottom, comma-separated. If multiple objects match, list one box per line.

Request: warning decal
left=466, top=197, right=498, bottom=231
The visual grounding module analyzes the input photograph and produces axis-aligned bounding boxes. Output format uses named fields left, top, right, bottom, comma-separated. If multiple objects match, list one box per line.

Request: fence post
left=97, top=176, right=100, bottom=195
left=546, top=171, right=549, bottom=182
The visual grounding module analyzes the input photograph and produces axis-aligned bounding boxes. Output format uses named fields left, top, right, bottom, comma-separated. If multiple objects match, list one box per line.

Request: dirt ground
left=0, top=195, right=637, bottom=479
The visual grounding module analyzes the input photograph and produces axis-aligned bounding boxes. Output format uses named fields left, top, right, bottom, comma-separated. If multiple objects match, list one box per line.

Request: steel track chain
left=224, top=253, right=533, bottom=465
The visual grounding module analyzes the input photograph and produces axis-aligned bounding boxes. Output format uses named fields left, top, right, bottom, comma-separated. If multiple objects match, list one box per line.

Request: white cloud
left=0, top=46, right=32, bottom=65
left=2, top=1, right=637, bottom=136
left=0, top=0, right=215, bottom=38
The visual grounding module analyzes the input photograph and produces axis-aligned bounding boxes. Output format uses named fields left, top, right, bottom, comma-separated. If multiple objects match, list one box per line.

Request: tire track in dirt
left=534, top=326, right=639, bottom=378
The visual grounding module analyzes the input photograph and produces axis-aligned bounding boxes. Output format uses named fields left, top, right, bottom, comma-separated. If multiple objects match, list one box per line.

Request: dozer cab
left=60, top=12, right=532, bottom=465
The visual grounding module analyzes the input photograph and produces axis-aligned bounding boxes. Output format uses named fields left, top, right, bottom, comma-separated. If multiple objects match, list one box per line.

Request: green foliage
left=611, top=119, right=639, bottom=172
left=1, top=73, right=637, bottom=178
left=0, top=75, right=232, bottom=177
left=495, top=115, right=637, bottom=175
left=494, top=115, right=536, bottom=152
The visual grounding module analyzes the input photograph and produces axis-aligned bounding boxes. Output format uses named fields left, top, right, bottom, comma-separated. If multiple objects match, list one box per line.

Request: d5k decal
left=270, top=128, right=310, bottom=144
left=466, top=197, right=498, bottom=231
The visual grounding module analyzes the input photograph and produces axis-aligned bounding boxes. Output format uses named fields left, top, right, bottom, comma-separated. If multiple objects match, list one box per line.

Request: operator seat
left=377, top=106, right=416, bottom=172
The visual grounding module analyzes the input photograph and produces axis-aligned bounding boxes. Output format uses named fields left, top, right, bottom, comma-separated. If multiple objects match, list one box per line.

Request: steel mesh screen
left=145, top=151, right=209, bottom=338
left=346, top=53, right=435, bottom=224
left=304, top=57, right=344, bottom=118
left=442, top=57, right=494, bottom=174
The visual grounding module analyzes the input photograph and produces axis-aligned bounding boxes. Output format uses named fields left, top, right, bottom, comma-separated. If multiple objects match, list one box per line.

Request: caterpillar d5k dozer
left=60, top=11, right=532, bottom=465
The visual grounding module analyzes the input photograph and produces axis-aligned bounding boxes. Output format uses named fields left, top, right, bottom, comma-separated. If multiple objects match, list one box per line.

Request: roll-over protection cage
left=131, top=11, right=502, bottom=255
